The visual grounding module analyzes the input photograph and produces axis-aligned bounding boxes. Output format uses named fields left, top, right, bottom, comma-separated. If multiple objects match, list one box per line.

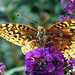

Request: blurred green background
left=0, top=0, right=66, bottom=75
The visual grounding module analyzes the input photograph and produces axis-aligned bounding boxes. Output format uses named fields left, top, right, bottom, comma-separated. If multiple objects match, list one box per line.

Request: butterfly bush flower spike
left=0, top=63, right=6, bottom=74
left=60, top=0, right=75, bottom=21
left=25, top=46, right=75, bottom=75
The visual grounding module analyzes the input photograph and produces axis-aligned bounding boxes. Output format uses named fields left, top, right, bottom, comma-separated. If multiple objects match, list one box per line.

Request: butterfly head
left=37, top=26, right=46, bottom=41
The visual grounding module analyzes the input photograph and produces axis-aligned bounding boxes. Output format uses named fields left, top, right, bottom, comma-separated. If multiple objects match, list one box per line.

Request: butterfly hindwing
left=46, top=19, right=75, bottom=58
left=21, top=40, right=42, bottom=54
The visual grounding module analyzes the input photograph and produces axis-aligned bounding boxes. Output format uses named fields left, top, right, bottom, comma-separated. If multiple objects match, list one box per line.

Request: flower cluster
left=60, top=15, right=73, bottom=21
left=25, top=46, right=75, bottom=75
left=61, top=0, right=75, bottom=14
left=0, top=63, right=6, bottom=74
left=60, top=0, right=75, bottom=21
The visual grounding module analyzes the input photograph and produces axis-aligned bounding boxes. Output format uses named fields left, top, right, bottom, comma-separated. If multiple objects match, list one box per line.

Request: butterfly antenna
left=40, top=13, right=52, bottom=26
left=17, top=14, right=38, bottom=26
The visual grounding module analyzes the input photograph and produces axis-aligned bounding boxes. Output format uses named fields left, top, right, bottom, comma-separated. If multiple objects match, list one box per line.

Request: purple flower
left=61, top=0, right=66, bottom=3
left=0, top=63, right=3, bottom=67
left=25, top=52, right=33, bottom=60
left=59, top=62, right=64, bottom=68
left=46, top=63, right=55, bottom=72
left=66, top=2, right=73, bottom=8
left=60, top=15, right=67, bottom=21
left=66, top=0, right=71, bottom=2
left=61, top=0, right=71, bottom=3
left=55, top=67, right=64, bottom=75
left=35, top=47, right=45, bottom=59
left=25, top=59, right=36, bottom=67
left=67, top=8, right=73, bottom=14
left=26, top=66, right=33, bottom=72
left=0, top=63, right=6, bottom=74
left=49, top=46, right=55, bottom=54
left=33, top=51, right=41, bottom=59
left=45, top=54, right=52, bottom=62
left=43, top=47, right=49, bottom=54
left=67, top=16, right=73, bottom=19
left=73, top=0, right=75, bottom=3
left=35, top=47, right=44, bottom=53
left=60, top=15, right=73, bottom=21
left=55, top=50, right=64, bottom=62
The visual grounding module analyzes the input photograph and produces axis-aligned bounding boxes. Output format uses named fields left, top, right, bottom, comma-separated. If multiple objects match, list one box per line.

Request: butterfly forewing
left=46, top=19, right=75, bottom=59
left=0, top=23, right=41, bottom=54
left=0, top=23, right=37, bottom=45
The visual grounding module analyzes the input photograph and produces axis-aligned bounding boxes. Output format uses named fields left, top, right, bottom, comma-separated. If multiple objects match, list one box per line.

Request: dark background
left=0, top=0, right=66, bottom=75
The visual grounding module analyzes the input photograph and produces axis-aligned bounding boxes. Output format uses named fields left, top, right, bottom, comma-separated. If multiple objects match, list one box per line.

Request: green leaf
left=4, top=66, right=26, bottom=75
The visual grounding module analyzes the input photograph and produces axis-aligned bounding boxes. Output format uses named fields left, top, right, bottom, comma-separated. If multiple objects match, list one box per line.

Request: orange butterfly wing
left=0, top=23, right=41, bottom=54
left=46, top=19, right=75, bottom=59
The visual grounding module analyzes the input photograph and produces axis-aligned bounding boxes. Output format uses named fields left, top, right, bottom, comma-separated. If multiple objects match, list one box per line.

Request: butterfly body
left=0, top=19, right=75, bottom=59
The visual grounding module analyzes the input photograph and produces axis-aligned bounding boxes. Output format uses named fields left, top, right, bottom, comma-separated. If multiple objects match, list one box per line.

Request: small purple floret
left=60, top=15, right=73, bottom=21
left=67, top=8, right=73, bottom=14
left=47, top=63, right=55, bottom=72
left=45, top=54, right=52, bottom=62
left=61, top=0, right=66, bottom=3
left=0, top=63, right=6, bottom=74
left=55, top=67, right=64, bottom=75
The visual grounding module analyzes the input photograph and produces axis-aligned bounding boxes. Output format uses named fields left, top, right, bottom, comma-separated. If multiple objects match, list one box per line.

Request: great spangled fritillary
left=0, top=19, right=75, bottom=59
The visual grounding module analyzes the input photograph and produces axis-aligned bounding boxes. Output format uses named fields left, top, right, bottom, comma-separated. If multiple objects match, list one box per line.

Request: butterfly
left=0, top=19, right=75, bottom=59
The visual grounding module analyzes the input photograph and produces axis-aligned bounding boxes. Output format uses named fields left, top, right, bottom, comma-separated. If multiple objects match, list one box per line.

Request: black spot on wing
left=54, top=25, right=59, bottom=29
left=18, top=25, right=22, bottom=29
left=6, top=24, right=9, bottom=27
left=19, top=39, right=21, bottom=40
left=23, top=26, right=25, bottom=30
left=6, top=24, right=9, bottom=30
left=27, top=27, right=29, bottom=31
left=70, top=29, right=75, bottom=32
left=9, top=33, right=11, bottom=35
left=60, top=22, right=67, bottom=27
left=57, top=24, right=64, bottom=28
left=60, top=26, right=64, bottom=28
left=14, top=35, right=17, bottom=38
left=13, top=30, right=16, bottom=34
left=57, top=24, right=61, bottom=26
